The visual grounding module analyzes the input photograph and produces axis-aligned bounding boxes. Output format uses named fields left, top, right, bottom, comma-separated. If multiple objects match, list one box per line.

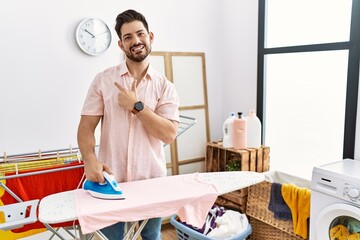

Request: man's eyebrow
left=123, top=33, right=131, bottom=38
left=123, top=30, right=146, bottom=38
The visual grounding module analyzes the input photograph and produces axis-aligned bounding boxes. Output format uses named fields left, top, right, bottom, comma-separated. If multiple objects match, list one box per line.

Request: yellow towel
left=281, top=183, right=311, bottom=239
left=349, top=233, right=360, bottom=240
left=330, top=224, right=349, bottom=240
left=329, top=224, right=360, bottom=240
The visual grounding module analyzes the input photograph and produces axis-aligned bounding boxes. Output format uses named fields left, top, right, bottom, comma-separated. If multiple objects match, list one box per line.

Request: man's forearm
left=77, top=116, right=100, bottom=161
left=136, top=107, right=178, bottom=144
left=78, top=127, right=97, bottom=160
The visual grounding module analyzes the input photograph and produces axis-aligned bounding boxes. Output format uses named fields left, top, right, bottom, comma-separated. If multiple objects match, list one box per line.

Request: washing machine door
left=315, top=203, right=360, bottom=239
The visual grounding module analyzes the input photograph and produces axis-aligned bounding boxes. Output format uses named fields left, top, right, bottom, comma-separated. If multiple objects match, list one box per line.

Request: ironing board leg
left=89, top=220, right=149, bottom=240
left=122, top=220, right=148, bottom=240
left=123, top=221, right=137, bottom=240
left=92, top=230, right=109, bottom=240
left=76, top=225, right=94, bottom=240
left=43, top=224, right=68, bottom=240
left=62, top=226, right=78, bottom=239
left=130, top=220, right=148, bottom=240
left=0, top=182, right=22, bottom=202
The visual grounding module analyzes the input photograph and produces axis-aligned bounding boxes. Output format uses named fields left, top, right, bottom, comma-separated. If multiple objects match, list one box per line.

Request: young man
left=77, top=9, right=180, bottom=240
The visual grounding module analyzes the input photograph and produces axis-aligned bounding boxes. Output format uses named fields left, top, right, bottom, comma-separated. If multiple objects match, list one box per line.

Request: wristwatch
left=132, top=101, right=144, bottom=114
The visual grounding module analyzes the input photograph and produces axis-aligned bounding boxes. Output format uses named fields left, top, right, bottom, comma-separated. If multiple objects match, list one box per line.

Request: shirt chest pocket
left=138, top=85, right=161, bottom=112
left=142, top=96, right=158, bottom=112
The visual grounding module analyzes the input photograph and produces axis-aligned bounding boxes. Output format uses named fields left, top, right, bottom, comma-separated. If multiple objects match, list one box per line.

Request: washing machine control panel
left=343, top=184, right=360, bottom=203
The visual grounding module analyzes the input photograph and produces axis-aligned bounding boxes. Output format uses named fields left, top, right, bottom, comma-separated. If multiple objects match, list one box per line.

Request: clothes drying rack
left=0, top=146, right=85, bottom=239
left=0, top=115, right=197, bottom=240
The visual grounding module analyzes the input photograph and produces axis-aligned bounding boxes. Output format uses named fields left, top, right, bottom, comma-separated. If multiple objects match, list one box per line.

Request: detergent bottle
left=233, top=112, right=247, bottom=150
left=246, top=109, right=262, bottom=148
left=223, top=112, right=236, bottom=148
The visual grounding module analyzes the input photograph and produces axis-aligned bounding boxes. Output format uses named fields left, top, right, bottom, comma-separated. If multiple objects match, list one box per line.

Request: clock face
left=76, top=18, right=112, bottom=56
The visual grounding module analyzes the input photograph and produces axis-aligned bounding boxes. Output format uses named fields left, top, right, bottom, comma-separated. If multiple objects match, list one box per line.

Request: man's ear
left=118, top=40, right=125, bottom=51
left=149, top=32, right=154, bottom=44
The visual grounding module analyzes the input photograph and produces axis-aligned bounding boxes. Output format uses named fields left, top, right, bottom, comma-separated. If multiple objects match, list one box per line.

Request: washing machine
left=310, top=159, right=360, bottom=239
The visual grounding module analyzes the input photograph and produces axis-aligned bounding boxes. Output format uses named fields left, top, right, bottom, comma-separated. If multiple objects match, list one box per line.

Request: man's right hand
left=84, top=155, right=112, bottom=183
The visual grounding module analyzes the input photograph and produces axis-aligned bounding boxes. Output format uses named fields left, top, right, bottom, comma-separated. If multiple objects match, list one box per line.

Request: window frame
left=257, top=0, right=360, bottom=159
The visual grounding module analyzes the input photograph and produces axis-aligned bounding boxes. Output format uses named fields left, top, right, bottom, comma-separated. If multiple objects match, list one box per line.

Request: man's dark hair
left=114, top=9, right=149, bottom=40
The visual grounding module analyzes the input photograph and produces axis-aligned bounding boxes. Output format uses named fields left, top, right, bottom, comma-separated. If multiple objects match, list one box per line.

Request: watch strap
left=131, top=108, right=139, bottom=114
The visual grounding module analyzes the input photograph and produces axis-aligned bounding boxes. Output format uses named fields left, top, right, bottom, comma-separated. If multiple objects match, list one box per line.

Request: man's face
left=118, top=21, right=153, bottom=62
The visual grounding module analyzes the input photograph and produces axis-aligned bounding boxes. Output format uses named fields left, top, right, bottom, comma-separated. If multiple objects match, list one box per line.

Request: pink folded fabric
left=74, top=173, right=219, bottom=234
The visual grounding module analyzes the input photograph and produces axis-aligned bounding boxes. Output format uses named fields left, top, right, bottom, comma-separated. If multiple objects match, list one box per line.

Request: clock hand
left=95, top=31, right=109, bottom=37
left=85, top=29, right=95, bottom=38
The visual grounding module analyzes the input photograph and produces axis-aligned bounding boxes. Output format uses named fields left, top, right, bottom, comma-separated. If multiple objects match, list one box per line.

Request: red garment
left=1, top=162, right=84, bottom=232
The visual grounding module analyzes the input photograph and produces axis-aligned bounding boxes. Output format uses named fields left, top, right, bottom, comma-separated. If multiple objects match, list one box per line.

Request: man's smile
left=131, top=44, right=145, bottom=53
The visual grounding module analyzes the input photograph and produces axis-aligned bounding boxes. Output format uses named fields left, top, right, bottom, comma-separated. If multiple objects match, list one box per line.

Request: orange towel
left=281, top=183, right=311, bottom=239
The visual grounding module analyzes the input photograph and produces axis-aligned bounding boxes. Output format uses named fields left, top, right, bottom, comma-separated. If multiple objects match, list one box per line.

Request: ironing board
left=38, top=171, right=265, bottom=239
left=0, top=115, right=198, bottom=239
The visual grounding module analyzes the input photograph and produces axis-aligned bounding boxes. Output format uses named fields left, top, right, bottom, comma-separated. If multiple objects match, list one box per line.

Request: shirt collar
left=118, top=61, right=155, bottom=81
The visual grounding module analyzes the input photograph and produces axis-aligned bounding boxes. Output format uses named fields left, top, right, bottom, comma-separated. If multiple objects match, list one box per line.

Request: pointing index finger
left=132, top=80, right=137, bottom=91
left=114, top=82, right=124, bottom=91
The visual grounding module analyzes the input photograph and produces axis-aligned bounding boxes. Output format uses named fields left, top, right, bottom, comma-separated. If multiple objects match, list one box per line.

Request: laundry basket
left=170, top=215, right=252, bottom=240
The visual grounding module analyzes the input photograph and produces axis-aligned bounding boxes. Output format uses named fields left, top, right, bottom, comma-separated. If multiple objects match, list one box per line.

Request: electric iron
left=83, top=171, right=125, bottom=200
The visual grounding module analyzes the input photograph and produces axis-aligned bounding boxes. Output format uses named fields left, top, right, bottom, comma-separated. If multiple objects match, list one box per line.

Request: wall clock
left=75, top=18, right=112, bottom=56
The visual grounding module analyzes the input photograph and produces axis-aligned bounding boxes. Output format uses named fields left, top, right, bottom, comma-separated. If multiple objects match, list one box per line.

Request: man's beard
left=125, top=43, right=152, bottom=62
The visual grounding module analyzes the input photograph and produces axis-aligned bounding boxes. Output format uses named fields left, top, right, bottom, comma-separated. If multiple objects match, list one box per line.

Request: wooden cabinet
left=205, top=142, right=270, bottom=212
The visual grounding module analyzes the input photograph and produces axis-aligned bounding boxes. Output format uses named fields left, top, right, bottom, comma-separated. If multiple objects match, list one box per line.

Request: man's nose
left=133, top=35, right=142, bottom=45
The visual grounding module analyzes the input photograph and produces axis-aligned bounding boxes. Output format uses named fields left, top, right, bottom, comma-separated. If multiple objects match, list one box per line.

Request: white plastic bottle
left=246, top=109, right=262, bottom=148
left=223, top=112, right=236, bottom=148
left=233, top=112, right=247, bottom=150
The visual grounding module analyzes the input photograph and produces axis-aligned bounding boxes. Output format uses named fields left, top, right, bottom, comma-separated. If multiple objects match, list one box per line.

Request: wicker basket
left=246, top=181, right=303, bottom=240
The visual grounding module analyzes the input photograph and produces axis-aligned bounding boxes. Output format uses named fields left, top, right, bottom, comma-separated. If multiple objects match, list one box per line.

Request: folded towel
left=268, top=182, right=292, bottom=220
left=282, top=183, right=311, bottom=239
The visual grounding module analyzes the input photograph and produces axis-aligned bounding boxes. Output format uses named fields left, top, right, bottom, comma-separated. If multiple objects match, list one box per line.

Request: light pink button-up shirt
left=81, top=62, right=179, bottom=182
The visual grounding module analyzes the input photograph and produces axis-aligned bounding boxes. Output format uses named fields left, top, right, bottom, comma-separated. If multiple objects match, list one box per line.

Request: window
left=258, top=0, right=360, bottom=179
left=266, top=0, right=352, bottom=48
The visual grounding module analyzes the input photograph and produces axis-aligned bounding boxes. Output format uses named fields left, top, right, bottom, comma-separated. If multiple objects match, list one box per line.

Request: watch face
left=76, top=18, right=112, bottom=56
left=135, top=101, right=144, bottom=111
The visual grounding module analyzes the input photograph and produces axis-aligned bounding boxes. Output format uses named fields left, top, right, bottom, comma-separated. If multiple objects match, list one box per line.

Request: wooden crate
left=215, top=189, right=248, bottom=213
left=205, top=142, right=270, bottom=173
left=205, top=142, right=270, bottom=213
